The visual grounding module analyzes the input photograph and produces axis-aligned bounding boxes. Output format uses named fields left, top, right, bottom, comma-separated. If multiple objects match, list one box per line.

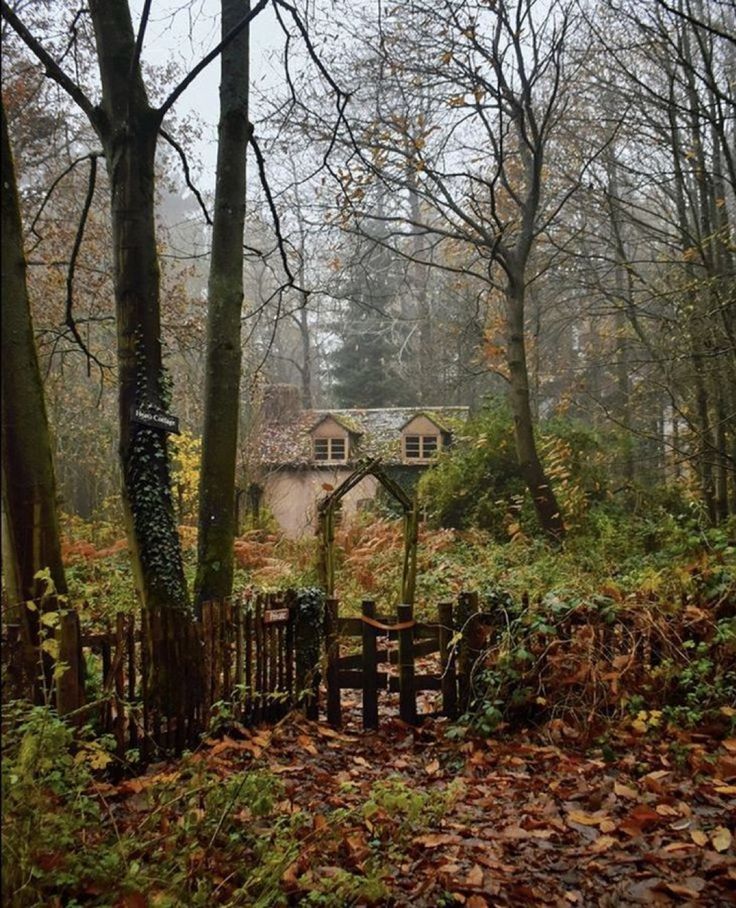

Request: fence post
left=457, top=591, right=481, bottom=714
left=295, top=596, right=320, bottom=720
left=141, top=610, right=150, bottom=760
left=114, top=613, right=126, bottom=757
left=127, top=615, right=138, bottom=749
left=201, top=601, right=213, bottom=718
left=55, top=609, right=84, bottom=718
left=397, top=603, right=417, bottom=725
left=325, top=597, right=342, bottom=728
left=438, top=601, right=457, bottom=719
left=362, top=600, right=379, bottom=730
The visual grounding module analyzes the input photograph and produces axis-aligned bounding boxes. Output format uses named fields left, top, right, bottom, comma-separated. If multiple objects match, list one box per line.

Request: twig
left=64, top=153, right=107, bottom=376
left=160, top=128, right=212, bottom=225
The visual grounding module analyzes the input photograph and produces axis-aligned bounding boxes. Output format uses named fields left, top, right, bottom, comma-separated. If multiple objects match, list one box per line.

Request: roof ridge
left=314, top=405, right=470, bottom=413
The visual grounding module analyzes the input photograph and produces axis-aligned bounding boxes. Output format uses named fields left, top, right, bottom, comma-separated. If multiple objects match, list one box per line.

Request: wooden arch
left=316, top=458, right=418, bottom=605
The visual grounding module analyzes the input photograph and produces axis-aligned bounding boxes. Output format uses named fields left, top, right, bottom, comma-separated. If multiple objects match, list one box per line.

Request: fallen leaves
left=36, top=707, right=735, bottom=908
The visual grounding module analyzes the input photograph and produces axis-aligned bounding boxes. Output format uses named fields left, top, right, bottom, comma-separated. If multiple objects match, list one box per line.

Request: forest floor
left=79, top=703, right=735, bottom=908
left=6, top=513, right=732, bottom=905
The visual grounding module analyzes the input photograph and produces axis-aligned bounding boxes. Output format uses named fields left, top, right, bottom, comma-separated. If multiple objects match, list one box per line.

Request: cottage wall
left=263, top=468, right=380, bottom=538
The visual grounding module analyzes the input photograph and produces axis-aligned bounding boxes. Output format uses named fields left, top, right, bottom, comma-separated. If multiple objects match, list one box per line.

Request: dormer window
left=401, top=413, right=448, bottom=463
left=310, top=414, right=356, bottom=464
left=404, top=434, right=439, bottom=460
left=314, top=437, right=347, bottom=462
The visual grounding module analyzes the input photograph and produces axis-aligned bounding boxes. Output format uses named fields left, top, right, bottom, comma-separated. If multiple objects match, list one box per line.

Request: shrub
left=419, top=402, right=607, bottom=538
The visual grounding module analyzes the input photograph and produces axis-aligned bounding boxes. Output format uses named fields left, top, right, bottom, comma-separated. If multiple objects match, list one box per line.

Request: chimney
left=261, top=384, right=302, bottom=423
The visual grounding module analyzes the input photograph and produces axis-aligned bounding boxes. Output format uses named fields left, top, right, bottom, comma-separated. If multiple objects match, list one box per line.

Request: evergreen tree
left=332, top=223, right=409, bottom=407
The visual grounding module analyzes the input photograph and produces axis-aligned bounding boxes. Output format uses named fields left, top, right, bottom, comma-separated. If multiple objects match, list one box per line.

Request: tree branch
left=0, top=1, right=99, bottom=126
left=64, top=153, right=107, bottom=375
left=155, top=0, right=271, bottom=122
left=249, top=128, right=302, bottom=290
left=159, top=128, right=212, bottom=225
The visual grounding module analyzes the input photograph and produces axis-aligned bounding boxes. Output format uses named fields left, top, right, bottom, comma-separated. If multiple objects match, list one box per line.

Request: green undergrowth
left=1, top=705, right=462, bottom=907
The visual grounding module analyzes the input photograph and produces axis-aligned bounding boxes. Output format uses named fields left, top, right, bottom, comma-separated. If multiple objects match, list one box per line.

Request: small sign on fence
left=263, top=608, right=290, bottom=625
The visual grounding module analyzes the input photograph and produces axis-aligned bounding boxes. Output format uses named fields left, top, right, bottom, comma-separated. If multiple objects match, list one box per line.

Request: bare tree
left=304, top=0, right=577, bottom=538
left=196, top=0, right=252, bottom=607
left=1, top=0, right=268, bottom=715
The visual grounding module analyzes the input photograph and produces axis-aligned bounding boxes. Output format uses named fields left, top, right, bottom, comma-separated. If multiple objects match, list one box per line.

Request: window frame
left=313, top=436, right=348, bottom=463
left=403, top=433, right=440, bottom=461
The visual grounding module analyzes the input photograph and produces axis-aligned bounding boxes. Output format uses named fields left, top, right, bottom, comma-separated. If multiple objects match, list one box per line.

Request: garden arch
left=316, top=458, right=418, bottom=606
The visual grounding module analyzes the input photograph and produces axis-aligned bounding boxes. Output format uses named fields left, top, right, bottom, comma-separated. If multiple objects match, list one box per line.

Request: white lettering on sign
left=263, top=608, right=290, bottom=624
left=131, top=405, right=180, bottom=434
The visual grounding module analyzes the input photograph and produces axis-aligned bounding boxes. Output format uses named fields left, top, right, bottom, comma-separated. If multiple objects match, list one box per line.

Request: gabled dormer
left=310, top=414, right=361, bottom=464
left=400, top=413, right=450, bottom=463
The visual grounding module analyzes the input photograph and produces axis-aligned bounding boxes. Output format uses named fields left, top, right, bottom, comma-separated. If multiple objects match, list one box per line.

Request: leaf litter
left=73, top=708, right=736, bottom=907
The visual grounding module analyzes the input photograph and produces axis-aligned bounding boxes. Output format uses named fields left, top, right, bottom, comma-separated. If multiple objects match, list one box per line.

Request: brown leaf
left=627, top=805, right=662, bottom=827
left=655, top=804, right=680, bottom=817
left=712, top=826, right=732, bottom=853
left=589, top=834, right=617, bottom=853
left=567, top=809, right=609, bottom=827
left=466, top=897, right=489, bottom=908
left=281, top=861, right=300, bottom=890
left=413, top=833, right=464, bottom=848
left=464, top=864, right=484, bottom=888
left=657, top=881, right=704, bottom=899
left=297, top=734, right=318, bottom=756
left=614, top=782, right=638, bottom=800
left=118, top=894, right=147, bottom=908
left=425, top=759, right=440, bottom=775
left=500, top=825, right=529, bottom=839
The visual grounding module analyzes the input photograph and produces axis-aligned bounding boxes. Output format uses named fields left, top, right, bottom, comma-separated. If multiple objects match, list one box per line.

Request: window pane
left=314, top=439, right=329, bottom=460
left=330, top=438, right=346, bottom=460
left=405, top=435, right=421, bottom=457
left=422, top=435, right=438, bottom=456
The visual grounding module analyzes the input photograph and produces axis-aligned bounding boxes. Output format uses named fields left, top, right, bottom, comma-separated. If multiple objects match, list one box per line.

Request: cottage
left=251, top=386, right=469, bottom=537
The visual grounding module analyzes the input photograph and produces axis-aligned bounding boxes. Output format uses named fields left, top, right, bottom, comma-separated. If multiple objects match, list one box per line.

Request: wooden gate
left=323, top=598, right=462, bottom=730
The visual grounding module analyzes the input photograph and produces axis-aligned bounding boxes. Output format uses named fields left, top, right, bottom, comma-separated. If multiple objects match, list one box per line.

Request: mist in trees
left=1, top=0, right=734, bottom=706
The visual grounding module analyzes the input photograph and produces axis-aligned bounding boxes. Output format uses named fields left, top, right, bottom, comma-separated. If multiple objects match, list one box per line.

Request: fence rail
left=3, top=586, right=709, bottom=753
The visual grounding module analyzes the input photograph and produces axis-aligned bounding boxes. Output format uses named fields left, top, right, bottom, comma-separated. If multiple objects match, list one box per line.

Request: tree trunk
left=505, top=272, right=565, bottom=541
left=195, top=0, right=250, bottom=607
left=1, top=98, right=67, bottom=605
left=89, top=0, right=199, bottom=717
left=1, top=96, right=69, bottom=701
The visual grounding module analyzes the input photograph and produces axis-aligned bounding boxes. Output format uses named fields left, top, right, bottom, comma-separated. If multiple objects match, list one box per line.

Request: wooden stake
left=397, top=603, right=417, bottom=725
left=438, top=601, right=457, bottom=719
left=325, top=597, right=341, bottom=728
left=457, top=591, right=481, bottom=713
left=362, top=600, right=378, bottom=730
left=55, top=609, right=84, bottom=717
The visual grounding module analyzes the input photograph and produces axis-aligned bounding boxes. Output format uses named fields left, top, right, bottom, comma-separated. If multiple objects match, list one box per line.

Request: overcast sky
left=136, top=1, right=287, bottom=192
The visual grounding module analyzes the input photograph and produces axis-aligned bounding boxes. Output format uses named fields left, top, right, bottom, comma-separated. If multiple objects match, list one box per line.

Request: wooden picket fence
left=5, top=586, right=707, bottom=753
left=1, top=591, right=317, bottom=758
left=1, top=590, right=476, bottom=749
